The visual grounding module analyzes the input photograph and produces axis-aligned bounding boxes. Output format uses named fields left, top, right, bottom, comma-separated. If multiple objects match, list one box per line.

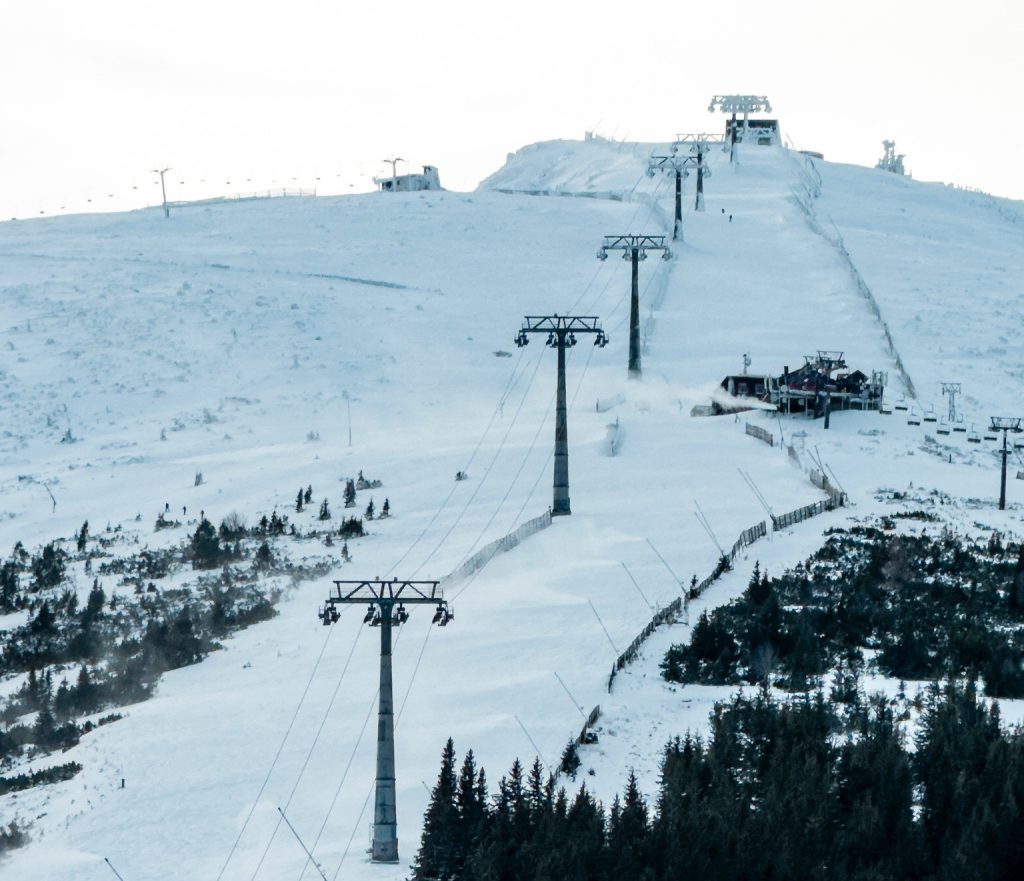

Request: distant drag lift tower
left=941, top=382, right=962, bottom=423
left=876, top=141, right=907, bottom=175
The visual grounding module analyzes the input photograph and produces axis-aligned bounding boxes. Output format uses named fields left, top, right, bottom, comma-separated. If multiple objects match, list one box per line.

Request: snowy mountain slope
left=2, top=139, right=1024, bottom=881
left=814, top=161, right=1024, bottom=419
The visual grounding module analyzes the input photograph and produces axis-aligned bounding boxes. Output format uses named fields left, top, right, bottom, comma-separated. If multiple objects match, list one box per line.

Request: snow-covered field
left=2, top=136, right=1023, bottom=881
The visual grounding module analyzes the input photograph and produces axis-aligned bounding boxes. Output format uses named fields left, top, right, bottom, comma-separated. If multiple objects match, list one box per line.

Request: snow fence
left=606, top=494, right=844, bottom=692
left=440, top=510, right=552, bottom=588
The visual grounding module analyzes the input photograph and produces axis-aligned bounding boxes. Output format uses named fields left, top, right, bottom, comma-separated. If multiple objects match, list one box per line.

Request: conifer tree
left=455, top=750, right=486, bottom=864
left=295, top=489, right=304, bottom=513
left=560, top=739, right=581, bottom=780
left=344, top=478, right=357, bottom=508
left=33, top=702, right=58, bottom=751
left=318, top=499, right=331, bottom=521
left=413, top=738, right=460, bottom=880
left=54, top=677, right=74, bottom=721
left=189, top=518, right=222, bottom=569
left=31, top=542, right=65, bottom=590
left=304, top=484, right=313, bottom=504
left=82, top=579, right=105, bottom=625
left=74, top=665, right=96, bottom=714
left=31, top=600, right=56, bottom=634
left=0, top=560, right=19, bottom=613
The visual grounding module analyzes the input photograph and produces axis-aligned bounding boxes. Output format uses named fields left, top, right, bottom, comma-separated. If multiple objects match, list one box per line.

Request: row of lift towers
left=313, top=108, right=751, bottom=867
left=926, top=382, right=1022, bottom=512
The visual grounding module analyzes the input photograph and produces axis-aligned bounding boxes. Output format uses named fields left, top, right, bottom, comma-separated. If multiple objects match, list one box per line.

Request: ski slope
left=2, top=136, right=1024, bottom=881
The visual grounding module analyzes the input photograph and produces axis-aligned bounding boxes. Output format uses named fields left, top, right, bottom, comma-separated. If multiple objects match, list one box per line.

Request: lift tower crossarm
left=325, top=579, right=443, bottom=604
left=597, top=235, right=670, bottom=377
left=516, top=315, right=606, bottom=338
left=708, top=94, right=772, bottom=164
left=675, top=132, right=726, bottom=144
left=599, top=234, right=668, bottom=253
left=318, top=577, right=452, bottom=866
left=515, top=314, right=608, bottom=515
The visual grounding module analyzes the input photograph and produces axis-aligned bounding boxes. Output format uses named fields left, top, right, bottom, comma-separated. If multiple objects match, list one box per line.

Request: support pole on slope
left=676, top=134, right=726, bottom=211
left=989, top=418, right=1023, bottom=510
left=318, top=579, right=453, bottom=864
left=104, top=858, right=128, bottom=881
left=597, top=236, right=670, bottom=377
left=150, top=167, right=171, bottom=219
left=515, top=315, right=609, bottom=515
left=647, top=154, right=693, bottom=238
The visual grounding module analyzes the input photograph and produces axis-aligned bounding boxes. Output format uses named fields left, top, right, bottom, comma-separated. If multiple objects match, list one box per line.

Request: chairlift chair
left=923, top=405, right=938, bottom=423
left=936, top=420, right=951, bottom=436
left=953, top=423, right=967, bottom=433
left=894, top=397, right=909, bottom=411
left=879, top=404, right=893, bottom=415
left=967, top=425, right=981, bottom=444
left=906, top=408, right=922, bottom=426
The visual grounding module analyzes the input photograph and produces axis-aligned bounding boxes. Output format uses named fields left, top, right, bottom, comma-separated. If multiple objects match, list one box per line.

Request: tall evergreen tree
left=413, top=738, right=461, bottom=881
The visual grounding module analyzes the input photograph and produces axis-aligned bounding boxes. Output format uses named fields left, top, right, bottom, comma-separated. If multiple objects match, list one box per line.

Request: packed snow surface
left=2, top=136, right=1023, bottom=880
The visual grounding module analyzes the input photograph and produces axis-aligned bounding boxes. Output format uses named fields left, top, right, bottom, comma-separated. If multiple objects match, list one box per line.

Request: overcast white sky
left=2, top=0, right=1022, bottom=217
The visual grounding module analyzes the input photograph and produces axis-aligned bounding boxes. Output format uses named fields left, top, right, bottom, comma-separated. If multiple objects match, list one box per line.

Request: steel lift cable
left=214, top=614, right=342, bottom=881
left=385, top=345, right=530, bottom=576
left=450, top=381, right=558, bottom=577
left=411, top=346, right=546, bottom=576
left=248, top=622, right=367, bottom=880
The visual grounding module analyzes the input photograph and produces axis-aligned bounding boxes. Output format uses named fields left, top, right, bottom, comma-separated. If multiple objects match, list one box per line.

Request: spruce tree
left=559, top=739, right=581, bottom=780
left=295, top=489, right=304, bottom=513
left=31, top=600, right=56, bottom=634
left=454, top=750, right=485, bottom=871
left=31, top=542, right=65, bottom=590
left=0, top=560, right=19, bottom=612
left=33, top=702, right=58, bottom=751
left=82, top=579, right=105, bottom=625
left=344, top=478, right=356, bottom=508
left=318, top=499, right=331, bottom=521
left=413, top=738, right=460, bottom=880
left=255, top=541, right=273, bottom=570
left=74, top=665, right=97, bottom=714
left=189, top=518, right=222, bottom=569
left=606, top=772, right=650, bottom=879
